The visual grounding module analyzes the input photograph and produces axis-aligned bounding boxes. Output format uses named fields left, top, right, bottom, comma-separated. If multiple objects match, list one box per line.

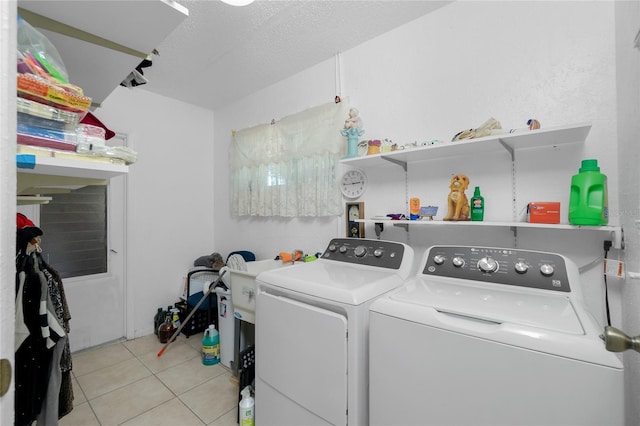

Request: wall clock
left=340, top=169, right=367, bottom=199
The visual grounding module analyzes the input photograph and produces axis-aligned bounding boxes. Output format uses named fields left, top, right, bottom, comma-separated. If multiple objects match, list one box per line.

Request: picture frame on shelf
left=346, top=202, right=364, bottom=238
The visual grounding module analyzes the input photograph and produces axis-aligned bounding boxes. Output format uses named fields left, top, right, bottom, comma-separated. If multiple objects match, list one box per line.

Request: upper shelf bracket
left=381, top=155, right=407, bottom=172
left=497, top=138, right=515, bottom=161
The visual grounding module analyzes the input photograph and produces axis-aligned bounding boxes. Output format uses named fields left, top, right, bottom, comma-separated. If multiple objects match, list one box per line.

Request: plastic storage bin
left=229, top=259, right=289, bottom=324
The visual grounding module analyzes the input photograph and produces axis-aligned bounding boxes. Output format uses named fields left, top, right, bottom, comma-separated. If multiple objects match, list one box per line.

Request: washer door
left=257, top=291, right=348, bottom=425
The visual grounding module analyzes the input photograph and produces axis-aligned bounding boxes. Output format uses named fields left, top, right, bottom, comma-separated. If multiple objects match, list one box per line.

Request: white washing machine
left=369, top=245, right=624, bottom=426
left=255, top=238, right=414, bottom=426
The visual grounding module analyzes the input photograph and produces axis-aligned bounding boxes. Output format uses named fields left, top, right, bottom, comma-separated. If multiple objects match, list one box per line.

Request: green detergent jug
left=568, top=159, right=608, bottom=226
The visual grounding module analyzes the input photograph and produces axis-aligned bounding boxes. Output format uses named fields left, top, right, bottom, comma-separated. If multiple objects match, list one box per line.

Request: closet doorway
left=17, top=135, right=128, bottom=352
left=62, top=167, right=126, bottom=352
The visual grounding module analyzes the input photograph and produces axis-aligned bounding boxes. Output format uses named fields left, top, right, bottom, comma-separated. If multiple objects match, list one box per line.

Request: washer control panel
left=322, top=238, right=405, bottom=269
left=422, top=246, right=571, bottom=292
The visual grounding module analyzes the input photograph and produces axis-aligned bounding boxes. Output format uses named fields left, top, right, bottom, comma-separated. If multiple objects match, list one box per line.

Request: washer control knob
left=354, top=245, right=367, bottom=257
left=477, top=257, right=499, bottom=273
left=452, top=257, right=465, bottom=268
left=339, top=245, right=348, bottom=254
left=373, top=248, right=384, bottom=258
left=514, top=261, right=529, bottom=274
left=540, top=264, right=554, bottom=277
left=328, top=244, right=337, bottom=252
left=433, top=255, right=446, bottom=265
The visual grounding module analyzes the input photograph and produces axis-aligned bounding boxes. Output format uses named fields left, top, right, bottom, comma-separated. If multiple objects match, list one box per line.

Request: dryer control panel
left=422, top=246, right=571, bottom=292
left=322, top=238, right=406, bottom=270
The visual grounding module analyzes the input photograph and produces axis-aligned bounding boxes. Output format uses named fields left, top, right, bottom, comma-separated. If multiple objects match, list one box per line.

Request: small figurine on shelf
left=443, top=174, right=471, bottom=221
left=381, top=138, right=394, bottom=153
left=452, top=117, right=502, bottom=141
left=367, top=139, right=381, bottom=155
left=343, top=107, right=363, bottom=129
left=341, top=108, right=365, bottom=158
left=527, top=118, right=541, bottom=130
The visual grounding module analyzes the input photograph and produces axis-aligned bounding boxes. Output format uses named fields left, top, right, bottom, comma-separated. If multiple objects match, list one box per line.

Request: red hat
left=80, top=111, right=116, bottom=140
left=17, top=213, right=35, bottom=229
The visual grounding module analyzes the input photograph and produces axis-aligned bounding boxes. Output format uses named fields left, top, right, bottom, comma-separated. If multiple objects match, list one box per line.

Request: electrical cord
left=578, top=254, right=604, bottom=274
left=603, top=240, right=612, bottom=327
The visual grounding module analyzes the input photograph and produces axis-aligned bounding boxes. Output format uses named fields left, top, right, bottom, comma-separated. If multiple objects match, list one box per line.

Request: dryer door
left=256, top=291, right=348, bottom=426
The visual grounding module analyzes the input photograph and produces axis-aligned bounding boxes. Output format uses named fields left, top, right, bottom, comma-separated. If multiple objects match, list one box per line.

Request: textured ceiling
left=140, top=0, right=451, bottom=110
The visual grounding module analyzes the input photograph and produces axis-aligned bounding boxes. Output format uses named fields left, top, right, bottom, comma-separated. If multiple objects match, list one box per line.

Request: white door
left=62, top=135, right=127, bottom=351
left=256, top=291, right=348, bottom=426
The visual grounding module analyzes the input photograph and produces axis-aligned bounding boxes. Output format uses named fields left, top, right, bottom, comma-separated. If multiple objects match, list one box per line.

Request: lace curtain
left=230, top=101, right=349, bottom=217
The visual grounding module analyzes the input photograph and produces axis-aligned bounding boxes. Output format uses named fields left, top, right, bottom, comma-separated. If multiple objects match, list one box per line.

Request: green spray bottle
left=470, top=186, right=484, bottom=221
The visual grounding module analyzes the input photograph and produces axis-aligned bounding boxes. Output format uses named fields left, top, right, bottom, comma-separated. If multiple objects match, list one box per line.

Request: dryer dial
left=477, top=257, right=499, bottom=273
left=354, top=245, right=367, bottom=257
left=452, top=257, right=465, bottom=268
left=540, top=264, right=554, bottom=277
left=514, top=261, right=529, bottom=274
left=433, top=255, right=446, bottom=265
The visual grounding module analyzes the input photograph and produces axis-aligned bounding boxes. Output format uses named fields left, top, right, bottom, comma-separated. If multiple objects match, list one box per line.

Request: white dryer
left=255, top=238, right=414, bottom=426
left=369, top=245, right=624, bottom=426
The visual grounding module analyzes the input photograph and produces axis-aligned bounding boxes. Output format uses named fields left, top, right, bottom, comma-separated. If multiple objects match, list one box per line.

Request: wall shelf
left=359, top=219, right=623, bottom=249
left=17, top=155, right=126, bottom=202
left=17, top=155, right=128, bottom=180
left=340, top=122, right=591, bottom=169
left=344, top=122, right=623, bottom=249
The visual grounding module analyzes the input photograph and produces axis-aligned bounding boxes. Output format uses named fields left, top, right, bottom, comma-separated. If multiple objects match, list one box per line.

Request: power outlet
left=604, top=259, right=625, bottom=278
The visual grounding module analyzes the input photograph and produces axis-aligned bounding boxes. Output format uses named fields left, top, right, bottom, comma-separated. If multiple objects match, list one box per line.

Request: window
left=230, top=100, right=349, bottom=217
left=39, top=185, right=107, bottom=278
left=267, top=165, right=287, bottom=187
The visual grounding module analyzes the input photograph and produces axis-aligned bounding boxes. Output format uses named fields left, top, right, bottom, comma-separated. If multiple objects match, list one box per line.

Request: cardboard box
left=528, top=202, right=560, bottom=224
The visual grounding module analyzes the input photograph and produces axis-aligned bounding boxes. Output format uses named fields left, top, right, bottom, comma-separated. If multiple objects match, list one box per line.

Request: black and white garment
left=15, top=225, right=74, bottom=426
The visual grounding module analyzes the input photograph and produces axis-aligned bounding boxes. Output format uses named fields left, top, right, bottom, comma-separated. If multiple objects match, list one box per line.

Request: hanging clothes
left=15, top=215, right=74, bottom=426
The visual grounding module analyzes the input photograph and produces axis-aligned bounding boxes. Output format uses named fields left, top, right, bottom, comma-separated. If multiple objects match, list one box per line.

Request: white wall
left=215, top=2, right=619, bottom=269
left=96, top=87, right=216, bottom=338
left=213, top=0, right=636, bottom=422
left=215, top=1, right=619, bottom=250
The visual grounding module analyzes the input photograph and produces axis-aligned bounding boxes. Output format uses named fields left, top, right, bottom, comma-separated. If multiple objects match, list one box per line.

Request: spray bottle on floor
left=239, top=385, right=255, bottom=426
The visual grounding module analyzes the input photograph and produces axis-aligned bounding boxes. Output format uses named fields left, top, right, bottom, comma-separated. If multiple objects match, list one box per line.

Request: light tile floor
left=59, top=332, right=239, bottom=426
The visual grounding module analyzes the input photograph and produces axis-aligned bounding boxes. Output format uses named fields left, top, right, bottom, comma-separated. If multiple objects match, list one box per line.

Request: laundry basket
left=180, top=267, right=219, bottom=337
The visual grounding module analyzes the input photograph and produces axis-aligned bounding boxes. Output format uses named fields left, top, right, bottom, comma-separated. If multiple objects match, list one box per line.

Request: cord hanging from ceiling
left=334, top=51, right=342, bottom=103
